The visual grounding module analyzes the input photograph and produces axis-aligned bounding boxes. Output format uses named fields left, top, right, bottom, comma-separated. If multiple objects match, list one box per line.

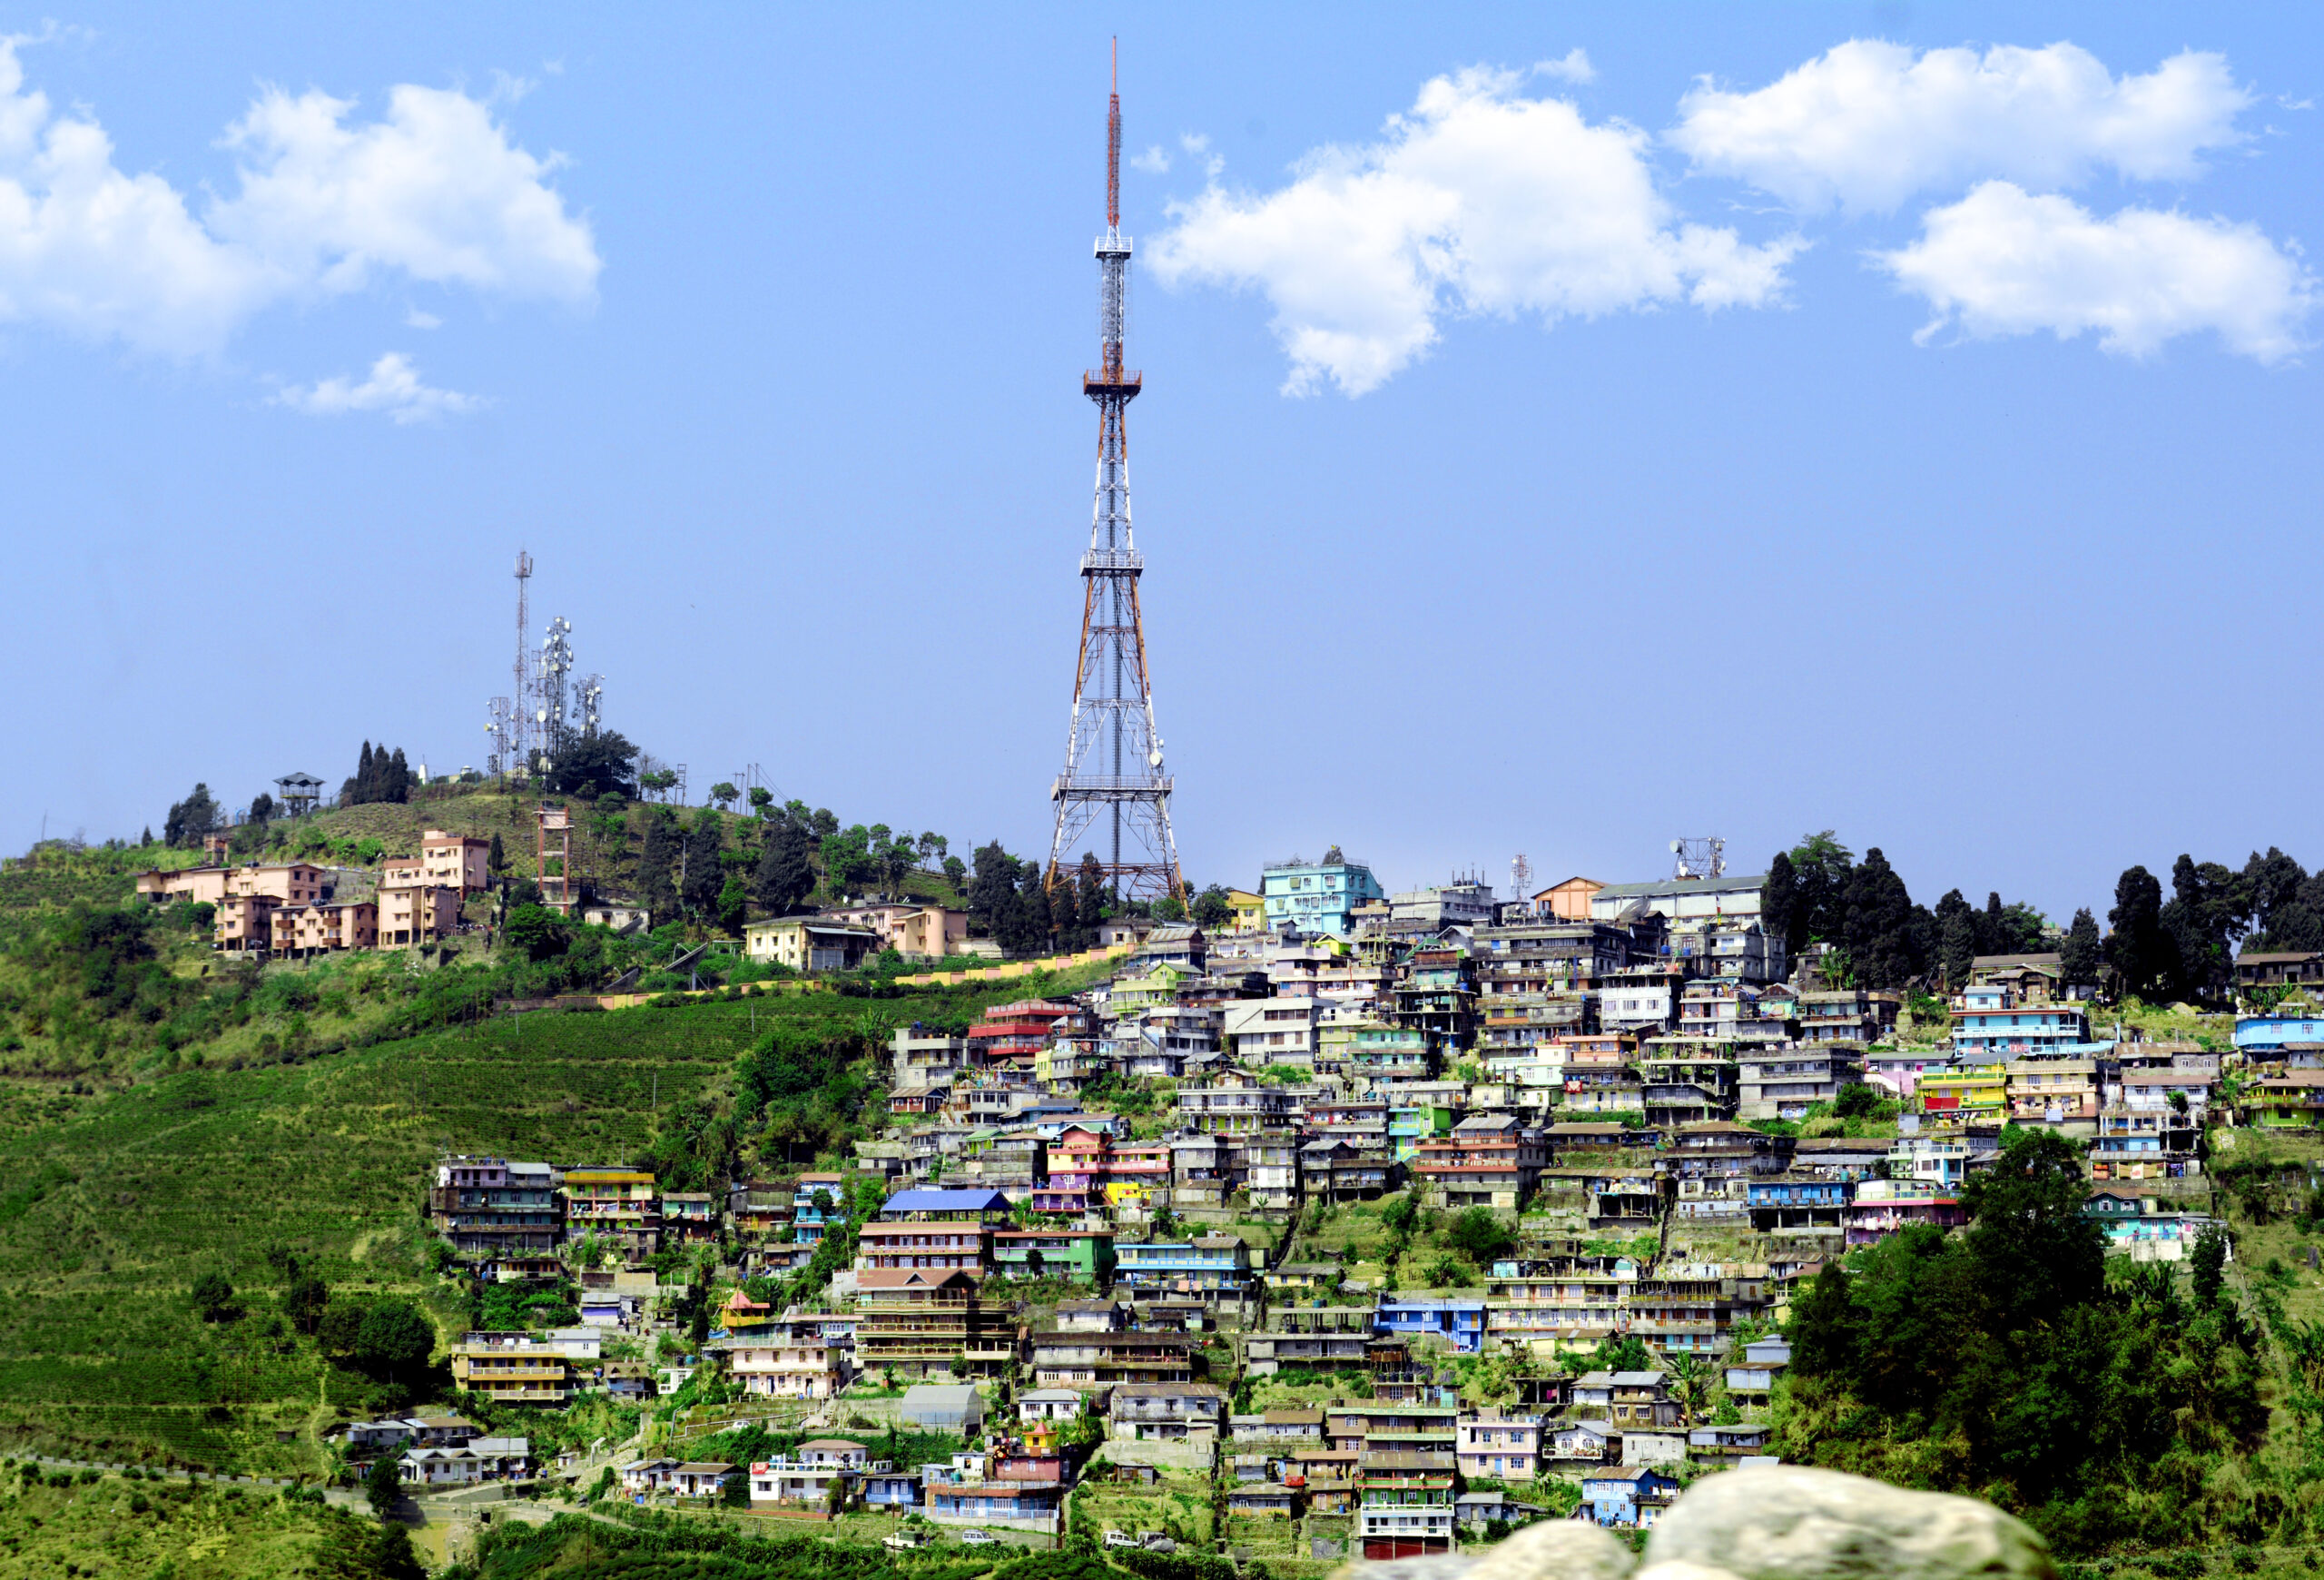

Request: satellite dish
left=1669, top=840, right=1682, bottom=853
left=536, top=709, right=548, bottom=723
left=1148, top=751, right=1163, bottom=767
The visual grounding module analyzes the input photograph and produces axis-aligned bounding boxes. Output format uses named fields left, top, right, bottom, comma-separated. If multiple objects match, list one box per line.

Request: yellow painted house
left=1919, top=1069, right=2005, bottom=1123
left=1227, top=889, right=1265, bottom=933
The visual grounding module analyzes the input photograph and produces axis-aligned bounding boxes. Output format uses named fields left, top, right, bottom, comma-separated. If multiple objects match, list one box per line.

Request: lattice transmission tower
left=1046, top=44, right=1183, bottom=904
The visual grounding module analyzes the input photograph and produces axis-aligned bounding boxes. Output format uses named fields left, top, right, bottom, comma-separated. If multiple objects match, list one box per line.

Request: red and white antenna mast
left=1047, top=43, right=1184, bottom=904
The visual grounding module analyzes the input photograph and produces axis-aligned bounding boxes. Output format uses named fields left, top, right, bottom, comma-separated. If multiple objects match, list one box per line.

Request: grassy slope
left=0, top=958, right=1100, bottom=1477
left=0, top=1474, right=380, bottom=1580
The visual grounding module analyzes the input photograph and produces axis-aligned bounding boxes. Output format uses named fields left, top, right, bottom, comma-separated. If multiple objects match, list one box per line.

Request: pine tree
left=1935, top=888, right=1978, bottom=989
left=753, top=819, right=815, bottom=915
left=2060, top=907, right=2102, bottom=986
left=637, top=811, right=681, bottom=911
left=2107, top=866, right=2172, bottom=1000
left=681, top=810, right=725, bottom=914
left=1760, top=852, right=1798, bottom=956
left=386, top=748, right=412, bottom=804
left=1077, top=853, right=1107, bottom=933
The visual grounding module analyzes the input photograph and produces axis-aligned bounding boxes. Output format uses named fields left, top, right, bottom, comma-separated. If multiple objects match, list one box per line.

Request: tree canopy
left=547, top=730, right=641, bottom=799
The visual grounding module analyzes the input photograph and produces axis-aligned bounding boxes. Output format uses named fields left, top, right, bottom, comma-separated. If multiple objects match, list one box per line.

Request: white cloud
left=212, top=81, right=598, bottom=303
left=275, top=351, right=483, bottom=421
left=0, top=36, right=596, bottom=357
left=1178, top=132, right=1221, bottom=179
left=1130, top=144, right=1169, bottom=175
left=1876, top=181, right=2314, bottom=360
left=404, top=306, right=440, bottom=328
left=1671, top=41, right=2251, bottom=213
left=1149, top=66, right=1802, bottom=395
left=1537, top=49, right=1594, bottom=86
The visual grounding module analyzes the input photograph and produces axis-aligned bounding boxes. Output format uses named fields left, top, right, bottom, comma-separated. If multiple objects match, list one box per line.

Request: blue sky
left=8, top=4, right=2322, bottom=924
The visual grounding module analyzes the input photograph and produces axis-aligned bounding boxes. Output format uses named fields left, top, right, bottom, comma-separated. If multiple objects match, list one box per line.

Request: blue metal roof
left=881, top=1189, right=1011, bottom=1212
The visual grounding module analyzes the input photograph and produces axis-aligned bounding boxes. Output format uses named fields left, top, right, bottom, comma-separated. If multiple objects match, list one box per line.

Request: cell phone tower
left=537, top=616, right=575, bottom=765
left=510, top=550, right=535, bottom=775
left=1046, top=43, right=1184, bottom=905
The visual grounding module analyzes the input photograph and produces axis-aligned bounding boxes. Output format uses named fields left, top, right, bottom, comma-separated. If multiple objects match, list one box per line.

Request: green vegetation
left=451, top=1513, right=1128, bottom=1580
left=1777, top=1131, right=2270, bottom=1553
left=0, top=953, right=1088, bottom=1474
left=0, top=1467, right=409, bottom=1580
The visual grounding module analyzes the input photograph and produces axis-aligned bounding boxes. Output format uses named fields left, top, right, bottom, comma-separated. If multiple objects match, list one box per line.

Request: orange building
left=271, top=901, right=380, bottom=953
left=138, top=862, right=326, bottom=908
left=379, top=884, right=461, bottom=946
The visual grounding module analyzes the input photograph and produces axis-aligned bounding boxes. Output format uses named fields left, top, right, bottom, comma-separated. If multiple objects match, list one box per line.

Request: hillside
left=0, top=969, right=1083, bottom=1477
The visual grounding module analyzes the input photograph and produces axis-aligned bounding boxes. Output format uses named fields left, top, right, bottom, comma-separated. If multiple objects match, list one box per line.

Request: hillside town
left=361, top=845, right=2315, bottom=1557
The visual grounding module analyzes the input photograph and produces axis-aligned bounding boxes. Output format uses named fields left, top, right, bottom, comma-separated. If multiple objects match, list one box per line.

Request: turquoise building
left=1262, top=849, right=1384, bottom=937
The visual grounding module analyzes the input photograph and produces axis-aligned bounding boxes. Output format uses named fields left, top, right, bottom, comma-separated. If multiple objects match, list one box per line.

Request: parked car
left=883, top=1533, right=926, bottom=1552
left=960, top=1530, right=999, bottom=1545
left=1103, top=1532, right=1139, bottom=1550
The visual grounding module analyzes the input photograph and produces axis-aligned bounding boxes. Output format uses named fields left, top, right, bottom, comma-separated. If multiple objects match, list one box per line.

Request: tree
left=918, top=832, right=947, bottom=867
left=191, top=1271, right=237, bottom=1323
left=716, top=874, right=749, bottom=935
left=247, top=791, right=275, bottom=825
left=2107, top=865, right=2172, bottom=1000
left=1078, top=854, right=1108, bottom=933
left=821, top=825, right=878, bottom=898
left=1960, top=1129, right=2103, bottom=1330
left=1831, top=1081, right=1882, bottom=1119
left=1446, top=1206, right=1514, bottom=1267
left=637, top=810, right=681, bottom=910
left=1787, top=1262, right=1857, bottom=1377
left=1191, top=884, right=1232, bottom=930
left=1153, top=894, right=1187, bottom=922
left=810, top=808, right=839, bottom=839
left=355, top=1299, right=435, bottom=1383
left=1760, top=852, right=1799, bottom=956
left=2191, top=1224, right=2229, bottom=1308
left=748, top=786, right=775, bottom=819
left=711, top=782, right=740, bottom=811
left=970, top=842, right=1020, bottom=934
left=2161, top=854, right=2242, bottom=1003
left=288, top=1271, right=330, bottom=1335
left=548, top=731, right=641, bottom=799
left=1841, top=848, right=1923, bottom=989
left=753, top=818, right=816, bottom=915
left=368, top=1524, right=427, bottom=1578
left=942, top=854, right=967, bottom=888
left=504, top=904, right=572, bottom=962
left=163, top=784, right=221, bottom=849
left=2059, top=907, right=2102, bottom=987
left=1934, top=888, right=1978, bottom=990
left=1787, top=832, right=1856, bottom=948
left=682, top=811, right=726, bottom=914
left=368, top=1448, right=406, bottom=1519
left=487, top=832, right=507, bottom=878
left=638, top=767, right=679, bottom=801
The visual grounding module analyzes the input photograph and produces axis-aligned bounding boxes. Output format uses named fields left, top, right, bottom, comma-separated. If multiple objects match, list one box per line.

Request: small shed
left=900, top=1383, right=985, bottom=1434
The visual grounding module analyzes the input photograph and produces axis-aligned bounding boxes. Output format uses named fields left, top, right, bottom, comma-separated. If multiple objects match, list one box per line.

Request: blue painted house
left=1114, top=1236, right=1255, bottom=1298
left=1746, top=1175, right=1850, bottom=1234
left=1375, top=1297, right=1487, bottom=1354
left=1578, top=1466, right=1679, bottom=1528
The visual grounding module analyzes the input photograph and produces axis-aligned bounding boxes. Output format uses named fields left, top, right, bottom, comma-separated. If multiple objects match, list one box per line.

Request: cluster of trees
left=2102, top=848, right=2324, bottom=1004
left=968, top=843, right=1119, bottom=956
left=340, top=742, right=416, bottom=806
left=546, top=730, right=640, bottom=799
left=1780, top=1132, right=2266, bottom=1550
left=161, top=783, right=221, bottom=848
left=1763, top=832, right=2324, bottom=1004
left=1761, top=832, right=2054, bottom=990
